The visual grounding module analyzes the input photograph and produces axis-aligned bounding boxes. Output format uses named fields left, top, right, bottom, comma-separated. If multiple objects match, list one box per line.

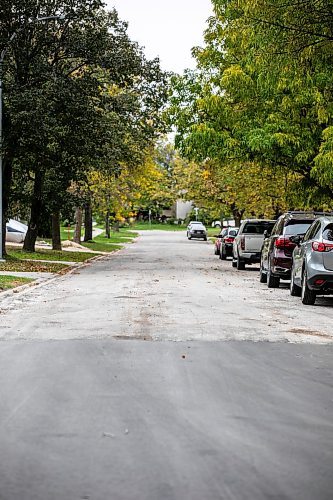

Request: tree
left=1, top=1, right=169, bottom=253
left=168, top=0, right=333, bottom=216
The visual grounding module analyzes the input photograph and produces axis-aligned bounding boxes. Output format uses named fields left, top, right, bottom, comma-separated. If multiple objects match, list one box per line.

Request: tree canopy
left=168, top=0, right=333, bottom=217
left=1, top=0, right=168, bottom=251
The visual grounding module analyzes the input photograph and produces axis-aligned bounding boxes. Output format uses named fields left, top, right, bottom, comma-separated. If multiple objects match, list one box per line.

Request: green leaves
left=168, top=0, right=333, bottom=216
left=2, top=0, right=168, bottom=251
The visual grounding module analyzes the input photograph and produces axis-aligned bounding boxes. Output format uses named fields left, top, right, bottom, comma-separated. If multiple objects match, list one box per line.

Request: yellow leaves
left=221, top=66, right=254, bottom=98
left=317, top=106, right=329, bottom=124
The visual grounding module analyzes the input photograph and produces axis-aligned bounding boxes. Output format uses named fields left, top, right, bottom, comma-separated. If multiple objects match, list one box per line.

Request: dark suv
left=259, top=212, right=321, bottom=288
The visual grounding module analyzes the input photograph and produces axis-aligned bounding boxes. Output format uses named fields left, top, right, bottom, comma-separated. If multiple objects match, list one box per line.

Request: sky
left=105, top=0, right=213, bottom=73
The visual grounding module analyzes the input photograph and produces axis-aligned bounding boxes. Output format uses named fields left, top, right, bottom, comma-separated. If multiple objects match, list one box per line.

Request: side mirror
left=290, top=235, right=302, bottom=245
left=263, top=230, right=270, bottom=238
left=215, top=234, right=223, bottom=238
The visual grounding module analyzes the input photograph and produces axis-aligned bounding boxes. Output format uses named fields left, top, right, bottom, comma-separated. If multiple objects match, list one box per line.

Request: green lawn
left=6, top=247, right=98, bottom=263
left=128, top=221, right=218, bottom=237
left=0, top=258, right=68, bottom=273
left=92, top=233, right=137, bottom=244
left=0, top=275, right=33, bottom=291
left=81, top=241, right=122, bottom=253
left=1, top=228, right=135, bottom=281
left=130, top=222, right=186, bottom=231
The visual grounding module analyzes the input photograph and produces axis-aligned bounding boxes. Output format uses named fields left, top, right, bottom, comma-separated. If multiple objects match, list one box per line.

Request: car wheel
left=290, top=269, right=301, bottom=297
left=301, top=269, right=316, bottom=305
left=214, top=246, right=219, bottom=255
left=267, top=263, right=280, bottom=288
left=204, top=237, right=207, bottom=241
left=232, top=256, right=237, bottom=268
left=237, top=255, right=245, bottom=270
left=259, top=259, right=267, bottom=283
left=221, top=250, right=227, bottom=260
left=188, top=236, right=191, bottom=240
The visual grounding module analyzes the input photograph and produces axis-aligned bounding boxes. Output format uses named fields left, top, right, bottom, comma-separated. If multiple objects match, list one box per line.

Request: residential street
left=0, top=231, right=333, bottom=500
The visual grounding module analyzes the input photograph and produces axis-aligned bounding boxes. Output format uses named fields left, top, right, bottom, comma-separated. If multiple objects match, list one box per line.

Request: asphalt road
left=0, top=231, right=332, bottom=500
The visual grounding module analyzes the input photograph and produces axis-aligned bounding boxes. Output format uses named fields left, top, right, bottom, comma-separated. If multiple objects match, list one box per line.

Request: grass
left=81, top=241, right=122, bottom=253
left=0, top=275, right=33, bottom=291
left=130, top=222, right=186, bottom=231
left=0, top=258, right=68, bottom=273
left=128, top=222, right=219, bottom=237
left=0, top=227, right=135, bottom=289
left=58, top=226, right=138, bottom=242
left=80, top=229, right=138, bottom=252
left=6, top=247, right=98, bottom=263
left=93, top=233, right=136, bottom=244
left=207, top=227, right=220, bottom=237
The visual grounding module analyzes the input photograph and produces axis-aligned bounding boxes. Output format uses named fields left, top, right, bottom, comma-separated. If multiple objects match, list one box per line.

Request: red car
left=214, top=228, right=228, bottom=255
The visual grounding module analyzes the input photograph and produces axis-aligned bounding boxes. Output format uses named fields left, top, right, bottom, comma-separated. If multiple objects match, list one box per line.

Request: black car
left=219, top=227, right=239, bottom=260
left=259, top=211, right=322, bottom=288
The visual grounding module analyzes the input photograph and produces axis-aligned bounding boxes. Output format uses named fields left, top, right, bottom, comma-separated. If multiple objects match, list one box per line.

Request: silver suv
left=290, top=216, right=333, bottom=305
left=232, top=219, right=275, bottom=270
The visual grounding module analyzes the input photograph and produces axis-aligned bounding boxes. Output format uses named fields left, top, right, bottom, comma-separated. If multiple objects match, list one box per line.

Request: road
left=0, top=231, right=332, bottom=500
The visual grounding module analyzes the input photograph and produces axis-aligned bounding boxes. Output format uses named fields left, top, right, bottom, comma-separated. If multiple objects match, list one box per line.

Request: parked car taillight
left=312, top=241, right=333, bottom=252
left=241, top=235, right=245, bottom=250
left=275, top=237, right=295, bottom=249
left=224, top=237, right=234, bottom=243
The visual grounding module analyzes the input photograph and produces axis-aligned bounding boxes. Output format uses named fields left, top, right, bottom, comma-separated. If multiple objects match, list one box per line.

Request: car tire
left=220, top=245, right=226, bottom=260
left=188, top=236, right=191, bottom=240
left=204, top=237, right=207, bottom=241
left=259, top=261, right=267, bottom=283
left=267, top=263, right=280, bottom=288
left=301, top=269, right=316, bottom=305
left=214, top=247, right=219, bottom=255
left=290, top=270, right=301, bottom=297
left=237, top=255, right=245, bottom=270
left=232, top=256, right=237, bottom=268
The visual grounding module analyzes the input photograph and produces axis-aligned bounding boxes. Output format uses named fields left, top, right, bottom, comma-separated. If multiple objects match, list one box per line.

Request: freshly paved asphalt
left=0, top=231, right=332, bottom=500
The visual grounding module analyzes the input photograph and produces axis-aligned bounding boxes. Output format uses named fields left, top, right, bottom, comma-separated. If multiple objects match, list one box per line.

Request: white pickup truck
left=232, top=219, right=276, bottom=270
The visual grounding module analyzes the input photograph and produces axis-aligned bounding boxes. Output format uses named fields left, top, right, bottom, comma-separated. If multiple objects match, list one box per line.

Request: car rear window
left=323, top=224, right=333, bottom=241
left=284, top=221, right=313, bottom=236
left=243, top=222, right=275, bottom=234
left=229, top=229, right=238, bottom=236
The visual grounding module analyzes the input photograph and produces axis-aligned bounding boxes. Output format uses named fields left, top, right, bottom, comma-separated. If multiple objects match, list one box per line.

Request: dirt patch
left=289, top=328, right=333, bottom=339
left=113, top=334, right=152, bottom=341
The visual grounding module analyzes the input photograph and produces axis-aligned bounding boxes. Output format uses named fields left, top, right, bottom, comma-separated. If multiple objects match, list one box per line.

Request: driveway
left=0, top=230, right=332, bottom=500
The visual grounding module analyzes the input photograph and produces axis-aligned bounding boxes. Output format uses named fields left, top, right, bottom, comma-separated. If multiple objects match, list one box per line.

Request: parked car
left=6, top=219, right=28, bottom=243
left=259, top=211, right=321, bottom=288
left=212, top=219, right=236, bottom=228
left=212, top=220, right=222, bottom=228
left=187, top=221, right=207, bottom=240
left=290, top=216, right=333, bottom=305
left=232, top=219, right=276, bottom=270
left=220, top=227, right=239, bottom=259
left=214, top=228, right=228, bottom=255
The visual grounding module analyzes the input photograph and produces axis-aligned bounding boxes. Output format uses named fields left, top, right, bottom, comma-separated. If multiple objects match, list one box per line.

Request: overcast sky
left=105, top=0, right=213, bottom=73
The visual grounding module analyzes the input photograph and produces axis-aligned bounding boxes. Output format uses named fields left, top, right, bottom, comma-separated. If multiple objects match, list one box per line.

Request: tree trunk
left=1, top=212, right=6, bottom=259
left=232, top=208, right=244, bottom=228
left=73, top=207, right=82, bottom=244
left=105, top=211, right=110, bottom=239
left=51, top=212, right=62, bottom=250
left=84, top=202, right=93, bottom=241
left=2, top=157, right=14, bottom=257
left=23, top=171, right=44, bottom=252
